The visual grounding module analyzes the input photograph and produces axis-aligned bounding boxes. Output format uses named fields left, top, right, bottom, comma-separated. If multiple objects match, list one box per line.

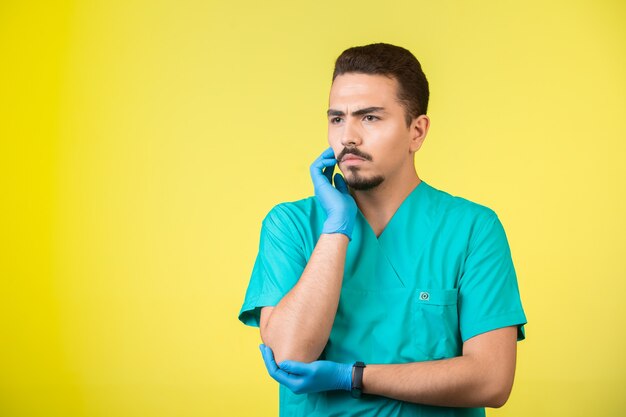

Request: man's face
left=327, top=73, right=416, bottom=191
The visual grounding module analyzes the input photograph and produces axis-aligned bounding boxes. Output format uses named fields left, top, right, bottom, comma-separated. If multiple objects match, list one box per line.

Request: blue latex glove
left=259, top=344, right=353, bottom=395
left=309, top=147, right=357, bottom=240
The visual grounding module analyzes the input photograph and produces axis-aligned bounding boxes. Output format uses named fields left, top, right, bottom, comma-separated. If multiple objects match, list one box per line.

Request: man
left=238, top=43, right=527, bottom=416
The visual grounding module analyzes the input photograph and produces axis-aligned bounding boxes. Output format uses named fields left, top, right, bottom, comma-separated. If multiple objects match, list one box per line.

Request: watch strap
left=350, top=361, right=366, bottom=398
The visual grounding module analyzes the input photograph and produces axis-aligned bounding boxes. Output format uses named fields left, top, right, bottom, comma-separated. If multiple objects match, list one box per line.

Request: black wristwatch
left=350, top=361, right=366, bottom=398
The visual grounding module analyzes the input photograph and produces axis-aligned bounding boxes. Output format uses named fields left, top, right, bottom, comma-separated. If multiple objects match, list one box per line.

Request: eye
left=364, top=115, right=379, bottom=122
left=329, top=117, right=342, bottom=124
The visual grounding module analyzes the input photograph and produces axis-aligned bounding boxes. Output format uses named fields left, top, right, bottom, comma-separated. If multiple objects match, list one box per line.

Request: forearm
left=362, top=357, right=499, bottom=407
left=261, top=233, right=349, bottom=363
left=362, top=328, right=517, bottom=408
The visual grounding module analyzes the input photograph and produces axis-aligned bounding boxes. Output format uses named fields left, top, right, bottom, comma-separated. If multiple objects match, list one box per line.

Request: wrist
left=322, top=219, right=354, bottom=240
left=319, top=228, right=352, bottom=243
left=339, top=362, right=353, bottom=391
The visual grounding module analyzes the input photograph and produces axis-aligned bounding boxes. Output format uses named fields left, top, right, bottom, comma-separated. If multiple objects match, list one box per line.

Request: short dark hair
left=332, top=43, right=429, bottom=127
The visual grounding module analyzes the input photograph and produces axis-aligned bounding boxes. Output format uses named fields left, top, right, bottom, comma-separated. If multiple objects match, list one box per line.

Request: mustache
left=337, top=147, right=372, bottom=162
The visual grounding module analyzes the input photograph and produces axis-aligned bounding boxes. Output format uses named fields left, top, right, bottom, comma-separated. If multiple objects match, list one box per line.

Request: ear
left=409, top=114, right=430, bottom=153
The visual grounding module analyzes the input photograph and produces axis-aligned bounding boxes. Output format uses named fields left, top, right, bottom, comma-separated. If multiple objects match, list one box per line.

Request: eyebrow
left=326, top=106, right=386, bottom=117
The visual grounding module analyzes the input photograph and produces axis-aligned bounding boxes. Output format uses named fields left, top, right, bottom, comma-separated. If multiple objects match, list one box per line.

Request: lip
left=341, top=156, right=366, bottom=165
left=341, top=155, right=366, bottom=162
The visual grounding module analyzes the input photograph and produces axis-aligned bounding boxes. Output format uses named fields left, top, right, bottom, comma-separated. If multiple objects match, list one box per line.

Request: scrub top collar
left=348, top=179, right=436, bottom=290
left=355, top=179, right=431, bottom=242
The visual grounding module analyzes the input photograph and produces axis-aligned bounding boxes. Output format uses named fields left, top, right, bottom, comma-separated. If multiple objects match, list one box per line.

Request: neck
left=350, top=168, right=421, bottom=237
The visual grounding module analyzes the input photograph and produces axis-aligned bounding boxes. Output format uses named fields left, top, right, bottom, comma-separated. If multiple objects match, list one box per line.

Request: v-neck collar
left=356, top=179, right=429, bottom=242
left=344, top=180, right=434, bottom=290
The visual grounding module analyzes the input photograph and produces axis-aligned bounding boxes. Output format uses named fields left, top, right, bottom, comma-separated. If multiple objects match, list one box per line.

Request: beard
left=343, top=167, right=385, bottom=191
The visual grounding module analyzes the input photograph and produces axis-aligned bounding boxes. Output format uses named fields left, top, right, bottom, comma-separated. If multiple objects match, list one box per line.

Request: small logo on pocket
left=419, top=291, right=430, bottom=301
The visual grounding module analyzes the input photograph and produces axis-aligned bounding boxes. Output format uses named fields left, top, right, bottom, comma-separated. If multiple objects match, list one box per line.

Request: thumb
left=278, top=360, right=309, bottom=375
left=334, top=173, right=349, bottom=194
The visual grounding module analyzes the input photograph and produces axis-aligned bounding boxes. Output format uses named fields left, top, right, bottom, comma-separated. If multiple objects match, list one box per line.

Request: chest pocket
left=413, top=288, right=462, bottom=360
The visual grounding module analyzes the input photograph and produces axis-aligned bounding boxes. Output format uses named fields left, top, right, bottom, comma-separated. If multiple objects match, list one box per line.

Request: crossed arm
left=360, top=326, right=517, bottom=408
left=256, top=149, right=521, bottom=407
left=258, top=233, right=518, bottom=408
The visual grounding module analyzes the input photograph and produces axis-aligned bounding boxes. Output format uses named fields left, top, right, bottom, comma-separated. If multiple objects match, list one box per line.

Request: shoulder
left=264, top=196, right=317, bottom=224
left=262, top=196, right=321, bottom=239
left=425, top=183, right=513, bottom=258
left=422, top=182, right=502, bottom=244
left=425, top=182, right=498, bottom=223
left=421, top=183, right=514, bottom=271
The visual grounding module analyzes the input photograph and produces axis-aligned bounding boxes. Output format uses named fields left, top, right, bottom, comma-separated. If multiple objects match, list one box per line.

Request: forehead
left=329, top=73, right=400, bottom=108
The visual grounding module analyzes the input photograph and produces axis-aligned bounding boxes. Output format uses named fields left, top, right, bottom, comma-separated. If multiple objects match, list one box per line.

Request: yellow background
left=1, top=0, right=625, bottom=415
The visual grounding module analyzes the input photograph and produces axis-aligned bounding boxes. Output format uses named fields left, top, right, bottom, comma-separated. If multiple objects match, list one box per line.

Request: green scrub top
left=239, top=180, right=527, bottom=417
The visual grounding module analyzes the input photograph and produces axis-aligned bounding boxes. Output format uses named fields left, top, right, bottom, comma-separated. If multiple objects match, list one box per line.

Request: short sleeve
left=458, top=211, right=527, bottom=342
left=238, top=205, right=308, bottom=327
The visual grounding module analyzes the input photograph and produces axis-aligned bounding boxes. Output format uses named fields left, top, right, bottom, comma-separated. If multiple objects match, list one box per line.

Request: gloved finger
left=322, top=164, right=335, bottom=184
left=259, top=344, right=280, bottom=376
left=259, top=345, right=298, bottom=384
left=310, top=155, right=337, bottom=173
left=321, top=146, right=335, bottom=159
left=278, top=360, right=310, bottom=376
left=311, top=159, right=338, bottom=190
left=273, top=369, right=300, bottom=388
left=334, top=173, right=349, bottom=194
left=311, top=147, right=337, bottom=170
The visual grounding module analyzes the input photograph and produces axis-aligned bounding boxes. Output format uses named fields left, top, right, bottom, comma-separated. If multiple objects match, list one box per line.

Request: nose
left=340, top=119, right=362, bottom=147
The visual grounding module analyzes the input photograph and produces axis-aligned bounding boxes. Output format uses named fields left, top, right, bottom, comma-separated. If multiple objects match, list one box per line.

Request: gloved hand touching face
left=259, top=344, right=353, bottom=395
left=309, top=147, right=357, bottom=240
